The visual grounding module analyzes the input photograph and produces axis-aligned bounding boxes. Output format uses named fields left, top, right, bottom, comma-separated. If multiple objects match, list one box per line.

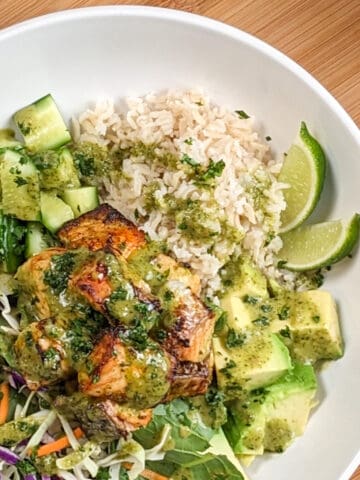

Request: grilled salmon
left=78, top=330, right=172, bottom=409
left=58, top=203, right=146, bottom=258
left=55, top=393, right=152, bottom=442
left=15, top=247, right=67, bottom=322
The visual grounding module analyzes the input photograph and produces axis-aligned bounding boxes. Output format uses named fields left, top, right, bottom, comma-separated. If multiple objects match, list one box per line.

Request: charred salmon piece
left=55, top=393, right=152, bottom=442
left=14, top=319, right=73, bottom=390
left=58, top=203, right=146, bottom=258
left=165, top=354, right=213, bottom=402
left=15, top=247, right=67, bottom=321
left=154, top=253, right=201, bottom=296
left=69, top=253, right=159, bottom=326
left=78, top=330, right=171, bottom=409
left=161, top=290, right=215, bottom=363
left=69, top=255, right=113, bottom=315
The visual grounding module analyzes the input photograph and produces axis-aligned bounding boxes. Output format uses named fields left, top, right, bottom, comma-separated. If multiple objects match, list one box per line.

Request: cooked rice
left=73, top=88, right=294, bottom=297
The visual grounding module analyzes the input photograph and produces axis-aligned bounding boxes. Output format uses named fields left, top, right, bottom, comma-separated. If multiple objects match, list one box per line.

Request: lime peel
left=279, top=122, right=326, bottom=234
left=278, top=213, right=360, bottom=271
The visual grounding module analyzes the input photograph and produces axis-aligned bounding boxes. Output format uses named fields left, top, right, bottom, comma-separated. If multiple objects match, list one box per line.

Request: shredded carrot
left=140, top=469, right=169, bottom=480
left=0, top=382, right=10, bottom=425
left=36, top=427, right=84, bottom=457
left=123, top=463, right=168, bottom=480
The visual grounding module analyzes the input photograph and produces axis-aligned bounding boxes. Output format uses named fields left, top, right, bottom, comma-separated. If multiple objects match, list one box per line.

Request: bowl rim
left=0, top=5, right=359, bottom=479
left=0, top=5, right=359, bottom=147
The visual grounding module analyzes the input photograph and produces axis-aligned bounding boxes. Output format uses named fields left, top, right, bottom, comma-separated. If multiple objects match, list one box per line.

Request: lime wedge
left=278, top=214, right=360, bottom=271
left=279, top=122, right=326, bottom=233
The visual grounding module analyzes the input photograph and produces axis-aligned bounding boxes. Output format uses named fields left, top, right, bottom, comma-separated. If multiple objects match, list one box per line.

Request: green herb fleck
left=278, top=305, right=290, bottom=320
left=252, top=316, right=269, bottom=327
left=265, top=136, right=272, bottom=141
left=14, top=176, right=28, bottom=187
left=196, top=159, right=225, bottom=184
left=279, top=326, right=291, bottom=338
left=312, top=315, right=321, bottom=323
left=235, top=110, right=250, bottom=119
left=226, top=328, right=246, bottom=348
left=43, top=252, right=75, bottom=294
left=181, top=153, right=198, bottom=167
left=243, top=294, right=259, bottom=305
left=184, top=138, right=193, bottom=145
left=277, top=260, right=288, bottom=269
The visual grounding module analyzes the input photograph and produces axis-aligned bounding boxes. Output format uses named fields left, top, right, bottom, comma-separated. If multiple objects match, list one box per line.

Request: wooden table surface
left=0, top=0, right=359, bottom=479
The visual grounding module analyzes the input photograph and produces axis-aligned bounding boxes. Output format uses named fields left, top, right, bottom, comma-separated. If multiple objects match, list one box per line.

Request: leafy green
left=134, top=399, right=213, bottom=451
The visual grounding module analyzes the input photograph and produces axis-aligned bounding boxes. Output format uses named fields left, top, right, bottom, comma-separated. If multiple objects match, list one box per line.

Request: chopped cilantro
left=243, top=294, right=259, bottom=305
left=235, top=110, right=250, bottom=119
left=214, top=311, right=228, bottom=334
left=278, top=305, right=290, bottom=320
left=43, top=252, right=75, bottom=294
left=312, top=315, right=321, bottom=323
left=110, top=287, right=129, bottom=301
left=196, top=159, right=225, bottom=184
left=279, top=326, right=291, bottom=338
left=17, top=459, right=36, bottom=475
left=181, top=153, right=198, bottom=167
left=14, top=176, right=28, bottom=186
left=277, top=260, right=288, bottom=269
left=184, top=137, right=193, bottom=145
left=226, top=328, right=246, bottom=348
left=164, top=290, right=174, bottom=301
left=261, top=304, right=272, bottom=313
left=252, top=316, right=270, bottom=327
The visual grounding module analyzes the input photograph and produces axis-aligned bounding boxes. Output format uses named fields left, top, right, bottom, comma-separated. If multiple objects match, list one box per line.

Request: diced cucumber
left=33, top=147, right=80, bottom=190
left=0, top=211, right=26, bottom=273
left=13, top=94, right=71, bottom=153
left=0, top=149, right=40, bottom=221
left=40, top=192, right=74, bottom=233
left=62, top=186, right=99, bottom=218
left=0, top=129, right=21, bottom=149
left=25, top=222, right=55, bottom=258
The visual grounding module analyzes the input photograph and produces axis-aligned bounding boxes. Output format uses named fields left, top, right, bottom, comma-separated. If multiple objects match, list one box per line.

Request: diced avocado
left=62, top=186, right=99, bottom=218
left=269, top=290, right=343, bottom=363
left=32, top=147, right=80, bottom=190
left=213, top=331, right=291, bottom=397
left=224, top=363, right=317, bottom=455
left=220, top=292, right=253, bottom=331
left=40, top=192, right=74, bottom=233
left=220, top=270, right=343, bottom=364
left=0, top=149, right=40, bottom=221
left=221, top=256, right=269, bottom=298
left=25, top=222, right=56, bottom=258
left=13, top=94, right=71, bottom=153
left=0, top=129, right=21, bottom=149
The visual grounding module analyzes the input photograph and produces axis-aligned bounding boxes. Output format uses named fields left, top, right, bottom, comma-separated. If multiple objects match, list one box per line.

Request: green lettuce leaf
left=133, top=398, right=214, bottom=452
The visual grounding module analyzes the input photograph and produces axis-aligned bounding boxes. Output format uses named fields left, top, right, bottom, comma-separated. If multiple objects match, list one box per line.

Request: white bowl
left=0, top=6, right=359, bottom=480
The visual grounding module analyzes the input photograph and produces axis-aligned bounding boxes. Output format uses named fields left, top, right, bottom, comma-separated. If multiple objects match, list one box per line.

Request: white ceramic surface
left=0, top=6, right=359, bottom=480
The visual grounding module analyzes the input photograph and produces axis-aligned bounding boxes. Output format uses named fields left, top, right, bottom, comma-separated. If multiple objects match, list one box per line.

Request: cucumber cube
left=13, top=94, right=71, bottom=153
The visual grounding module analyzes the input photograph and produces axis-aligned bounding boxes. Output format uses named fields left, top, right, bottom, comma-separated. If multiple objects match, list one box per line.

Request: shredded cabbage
left=20, top=410, right=57, bottom=459
left=145, top=424, right=171, bottom=461
left=57, top=414, right=98, bottom=478
left=0, top=291, right=19, bottom=331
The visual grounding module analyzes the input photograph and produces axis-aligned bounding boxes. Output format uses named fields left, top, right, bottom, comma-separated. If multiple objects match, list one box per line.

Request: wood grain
left=0, top=0, right=359, bottom=479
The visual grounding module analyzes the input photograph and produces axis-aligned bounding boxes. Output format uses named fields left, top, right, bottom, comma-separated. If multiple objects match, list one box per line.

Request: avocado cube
left=270, top=290, right=343, bottom=363
left=213, top=332, right=291, bottom=396
left=224, top=363, right=317, bottom=455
